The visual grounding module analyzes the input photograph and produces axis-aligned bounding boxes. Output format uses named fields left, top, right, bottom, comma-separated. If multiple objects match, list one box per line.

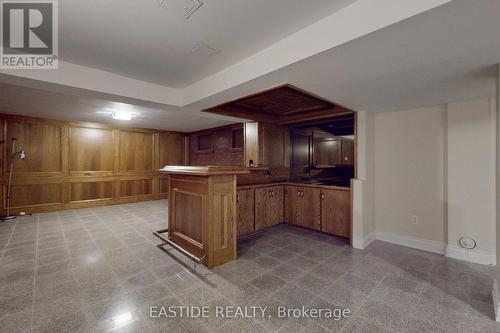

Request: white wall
left=497, top=64, right=500, bottom=266
left=446, top=98, right=496, bottom=265
left=352, top=111, right=376, bottom=249
left=363, top=112, right=376, bottom=238
left=371, top=97, right=496, bottom=265
left=374, top=106, right=446, bottom=245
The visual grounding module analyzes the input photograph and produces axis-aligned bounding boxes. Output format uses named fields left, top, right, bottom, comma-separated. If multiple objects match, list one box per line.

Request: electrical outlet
left=411, top=215, right=419, bottom=225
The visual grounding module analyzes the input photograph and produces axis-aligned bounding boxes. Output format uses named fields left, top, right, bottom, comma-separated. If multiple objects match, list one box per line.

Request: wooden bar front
left=161, top=166, right=249, bottom=268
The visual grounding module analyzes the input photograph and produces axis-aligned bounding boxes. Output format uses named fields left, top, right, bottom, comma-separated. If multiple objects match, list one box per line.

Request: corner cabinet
left=285, top=186, right=321, bottom=231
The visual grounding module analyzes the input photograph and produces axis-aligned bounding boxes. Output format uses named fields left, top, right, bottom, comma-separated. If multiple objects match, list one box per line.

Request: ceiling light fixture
left=97, top=109, right=138, bottom=121
left=112, top=110, right=135, bottom=121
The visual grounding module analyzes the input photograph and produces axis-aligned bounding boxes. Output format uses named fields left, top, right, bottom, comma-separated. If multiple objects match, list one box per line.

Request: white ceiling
left=0, top=82, right=241, bottom=132
left=1, top=0, right=499, bottom=131
left=191, top=0, right=500, bottom=113
left=59, top=0, right=357, bottom=87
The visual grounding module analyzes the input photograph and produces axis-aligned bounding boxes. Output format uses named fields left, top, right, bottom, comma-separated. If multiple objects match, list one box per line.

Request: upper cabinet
left=340, top=140, right=354, bottom=165
left=244, top=122, right=290, bottom=168
left=291, top=129, right=311, bottom=169
left=189, top=124, right=245, bottom=166
left=313, top=138, right=340, bottom=166
left=313, top=136, right=354, bottom=167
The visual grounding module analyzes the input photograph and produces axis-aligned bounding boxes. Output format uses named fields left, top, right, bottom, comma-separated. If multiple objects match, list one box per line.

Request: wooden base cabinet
left=255, top=185, right=284, bottom=231
left=285, top=186, right=321, bottom=231
left=238, top=184, right=351, bottom=241
left=320, top=189, right=351, bottom=238
left=237, top=188, right=255, bottom=236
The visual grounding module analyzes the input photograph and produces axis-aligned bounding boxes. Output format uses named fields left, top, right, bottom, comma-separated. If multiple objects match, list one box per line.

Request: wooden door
left=313, top=139, right=340, bottom=166
left=255, top=185, right=284, bottom=231
left=237, top=188, right=255, bottom=236
left=340, top=140, right=354, bottom=165
left=285, top=186, right=320, bottom=230
left=285, top=186, right=302, bottom=227
left=321, top=189, right=350, bottom=238
left=300, top=187, right=321, bottom=231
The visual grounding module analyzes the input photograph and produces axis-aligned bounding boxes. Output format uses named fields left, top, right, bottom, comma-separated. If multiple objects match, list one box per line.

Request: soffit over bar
left=202, top=84, right=355, bottom=125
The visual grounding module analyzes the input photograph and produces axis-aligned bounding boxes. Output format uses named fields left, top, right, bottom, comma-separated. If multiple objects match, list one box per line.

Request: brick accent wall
left=189, top=125, right=244, bottom=166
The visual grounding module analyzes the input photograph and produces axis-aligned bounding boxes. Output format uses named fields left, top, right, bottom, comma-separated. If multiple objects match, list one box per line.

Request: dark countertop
left=237, top=180, right=351, bottom=191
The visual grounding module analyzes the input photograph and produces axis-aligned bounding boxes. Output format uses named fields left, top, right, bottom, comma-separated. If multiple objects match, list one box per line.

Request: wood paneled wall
left=0, top=114, right=188, bottom=214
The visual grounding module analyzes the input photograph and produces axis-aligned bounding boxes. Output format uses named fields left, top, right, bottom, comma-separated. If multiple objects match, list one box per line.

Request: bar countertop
left=237, top=180, right=351, bottom=191
left=159, top=165, right=250, bottom=176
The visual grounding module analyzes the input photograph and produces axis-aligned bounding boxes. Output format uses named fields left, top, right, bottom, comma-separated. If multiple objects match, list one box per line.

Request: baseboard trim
left=445, top=245, right=496, bottom=266
left=375, top=231, right=446, bottom=255
left=365, top=231, right=496, bottom=266
left=363, top=232, right=376, bottom=249
left=352, top=232, right=375, bottom=250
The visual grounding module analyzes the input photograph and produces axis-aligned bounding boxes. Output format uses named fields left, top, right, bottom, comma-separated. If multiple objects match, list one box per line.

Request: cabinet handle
left=236, top=194, right=239, bottom=203
left=321, top=193, right=325, bottom=200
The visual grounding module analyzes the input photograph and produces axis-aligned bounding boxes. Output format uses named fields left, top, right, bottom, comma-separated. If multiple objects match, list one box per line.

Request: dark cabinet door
left=313, top=139, right=340, bottom=166
left=237, top=189, right=254, bottom=236
left=340, top=140, right=354, bottom=165
left=291, top=132, right=311, bottom=168
left=255, top=185, right=284, bottom=231
left=301, top=187, right=321, bottom=231
left=285, top=186, right=321, bottom=231
left=262, top=125, right=289, bottom=168
left=321, top=189, right=350, bottom=238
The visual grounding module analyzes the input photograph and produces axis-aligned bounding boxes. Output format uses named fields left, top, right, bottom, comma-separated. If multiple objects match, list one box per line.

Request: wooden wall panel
left=120, top=179, right=153, bottom=197
left=70, top=181, right=113, bottom=202
left=69, top=126, right=114, bottom=175
left=7, top=183, right=62, bottom=209
left=0, top=114, right=187, bottom=215
left=5, top=119, right=63, bottom=175
left=158, top=132, right=186, bottom=167
left=119, top=130, right=154, bottom=172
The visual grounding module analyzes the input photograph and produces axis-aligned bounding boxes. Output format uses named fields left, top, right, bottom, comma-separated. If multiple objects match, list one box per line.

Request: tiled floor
left=0, top=200, right=499, bottom=333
